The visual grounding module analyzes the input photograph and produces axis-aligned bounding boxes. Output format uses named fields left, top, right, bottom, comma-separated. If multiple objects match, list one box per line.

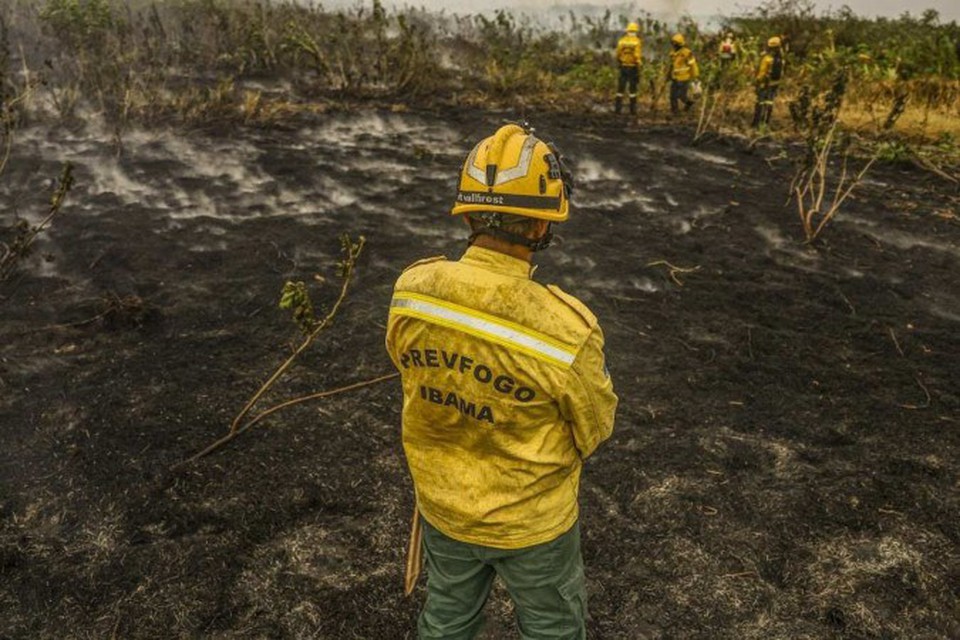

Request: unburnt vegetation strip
left=3, top=0, right=959, bottom=142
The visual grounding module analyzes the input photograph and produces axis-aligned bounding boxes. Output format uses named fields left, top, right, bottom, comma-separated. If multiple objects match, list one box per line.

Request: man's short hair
left=466, top=212, right=541, bottom=237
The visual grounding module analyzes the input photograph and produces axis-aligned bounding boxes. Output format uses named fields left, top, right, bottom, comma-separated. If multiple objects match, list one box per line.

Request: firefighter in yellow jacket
left=614, top=22, right=643, bottom=115
left=718, top=31, right=737, bottom=66
left=386, top=123, right=618, bottom=639
left=667, top=33, right=700, bottom=114
left=752, top=36, right=785, bottom=128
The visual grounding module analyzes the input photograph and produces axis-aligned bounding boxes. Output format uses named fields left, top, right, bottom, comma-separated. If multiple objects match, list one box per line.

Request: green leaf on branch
left=279, top=280, right=317, bottom=335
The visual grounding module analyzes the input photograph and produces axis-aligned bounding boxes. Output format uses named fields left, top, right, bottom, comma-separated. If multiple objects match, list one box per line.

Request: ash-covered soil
left=1, top=109, right=959, bottom=639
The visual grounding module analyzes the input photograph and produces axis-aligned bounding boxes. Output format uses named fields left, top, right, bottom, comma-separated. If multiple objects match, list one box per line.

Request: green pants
left=418, top=518, right=587, bottom=640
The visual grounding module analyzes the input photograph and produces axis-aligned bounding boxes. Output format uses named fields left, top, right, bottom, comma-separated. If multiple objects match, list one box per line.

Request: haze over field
left=326, top=0, right=960, bottom=23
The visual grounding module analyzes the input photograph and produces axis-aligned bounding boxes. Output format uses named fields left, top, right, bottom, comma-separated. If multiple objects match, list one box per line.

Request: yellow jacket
left=386, top=246, right=618, bottom=549
left=616, top=34, right=643, bottom=67
left=756, top=53, right=783, bottom=86
left=669, top=46, right=699, bottom=81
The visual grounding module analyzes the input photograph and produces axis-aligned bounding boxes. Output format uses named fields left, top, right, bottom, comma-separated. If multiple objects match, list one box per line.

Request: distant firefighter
left=615, top=22, right=643, bottom=115
left=752, top=36, right=786, bottom=128
left=718, top=31, right=737, bottom=65
left=667, top=33, right=700, bottom=114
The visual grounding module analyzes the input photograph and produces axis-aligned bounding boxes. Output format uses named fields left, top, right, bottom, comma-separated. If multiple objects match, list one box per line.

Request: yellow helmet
left=767, top=36, right=782, bottom=48
left=626, top=22, right=639, bottom=33
left=451, top=124, right=570, bottom=222
left=671, top=33, right=685, bottom=46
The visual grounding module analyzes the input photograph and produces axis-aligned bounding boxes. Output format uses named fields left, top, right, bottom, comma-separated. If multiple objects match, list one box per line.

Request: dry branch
left=176, top=372, right=398, bottom=468
left=793, top=121, right=878, bottom=243
left=1, top=163, right=74, bottom=283
left=647, top=259, right=701, bottom=287
left=173, top=234, right=384, bottom=469
left=888, top=327, right=904, bottom=357
left=899, top=377, right=931, bottom=410
left=228, top=235, right=365, bottom=434
left=909, top=150, right=959, bottom=185
left=694, top=85, right=723, bottom=143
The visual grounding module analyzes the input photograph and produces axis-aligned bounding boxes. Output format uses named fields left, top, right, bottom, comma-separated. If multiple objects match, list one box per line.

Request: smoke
left=317, top=0, right=959, bottom=22
left=659, top=0, right=692, bottom=24
left=322, top=0, right=708, bottom=23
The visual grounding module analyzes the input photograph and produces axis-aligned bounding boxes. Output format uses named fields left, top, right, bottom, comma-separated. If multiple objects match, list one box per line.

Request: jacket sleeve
left=558, top=326, right=618, bottom=459
left=385, top=305, right=402, bottom=371
left=690, top=54, right=700, bottom=79
left=756, top=56, right=770, bottom=82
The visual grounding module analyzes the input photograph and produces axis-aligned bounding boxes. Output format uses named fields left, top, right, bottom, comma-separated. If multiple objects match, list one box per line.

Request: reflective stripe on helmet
left=390, top=292, right=577, bottom=367
left=465, top=135, right=538, bottom=187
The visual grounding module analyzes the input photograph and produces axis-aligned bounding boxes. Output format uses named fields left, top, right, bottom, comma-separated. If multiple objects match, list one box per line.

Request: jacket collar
left=459, top=245, right=534, bottom=279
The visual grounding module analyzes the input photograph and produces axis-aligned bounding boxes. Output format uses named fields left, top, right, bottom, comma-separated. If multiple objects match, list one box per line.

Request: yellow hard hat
left=626, top=22, right=639, bottom=33
left=451, top=124, right=570, bottom=222
left=671, top=33, right=685, bottom=46
left=767, top=36, right=782, bottom=48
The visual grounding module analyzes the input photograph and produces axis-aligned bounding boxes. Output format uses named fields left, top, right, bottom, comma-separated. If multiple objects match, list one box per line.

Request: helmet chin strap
left=468, top=223, right=554, bottom=252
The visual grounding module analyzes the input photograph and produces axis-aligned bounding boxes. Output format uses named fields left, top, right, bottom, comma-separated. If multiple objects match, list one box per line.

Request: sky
left=365, top=0, right=960, bottom=23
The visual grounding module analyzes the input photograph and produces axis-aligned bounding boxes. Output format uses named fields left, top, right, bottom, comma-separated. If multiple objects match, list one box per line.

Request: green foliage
left=933, top=131, right=958, bottom=154
left=557, top=56, right=616, bottom=93
left=336, top=233, right=366, bottom=278
left=6, top=0, right=957, bottom=134
left=279, top=280, right=316, bottom=335
left=875, top=140, right=912, bottom=163
left=792, top=72, right=848, bottom=165
left=39, top=0, right=116, bottom=49
left=730, top=0, right=960, bottom=81
left=278, top=234, right=364, bottom=335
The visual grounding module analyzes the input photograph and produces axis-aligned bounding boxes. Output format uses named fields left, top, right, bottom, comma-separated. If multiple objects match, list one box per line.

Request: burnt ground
left=1, top=108, right=958, bottom=639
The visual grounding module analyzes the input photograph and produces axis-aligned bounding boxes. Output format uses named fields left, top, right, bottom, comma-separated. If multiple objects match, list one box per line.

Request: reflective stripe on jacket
left=386, top=246, right=618, bottom=549
left=616, top=34, right=643, bottom=67
left=669, top=47, right=699, bottom=81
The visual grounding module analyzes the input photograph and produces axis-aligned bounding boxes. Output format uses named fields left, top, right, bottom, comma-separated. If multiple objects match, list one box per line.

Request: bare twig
left=836, top=288, right=856, bottom=316
left=795, top=130, right=878, bottom=243
left=899, top=377, right=931, bottom=410
left=888, top=327, right=904, bottom=357
left=0, top=125, right=12, bottom=178
left=646, top=260, right=701, bottom=287
left=720, top=571, right=759, bottom=579
left=17, top=293, right=143, bottom=334
left=175, top=371, right=397, bottom=468
left=1, top=78, right=40, bottom=177
left=910, top=151, right=959, bottom=185
left=810, top=155, right=877, bottom=240
left=18, top=310, right=111, bottom=334
left=694, top=85, right=722, bottom=143
left=242, top=372, right=399, bottom=432
left=0, top=163, right=74, bottom=282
